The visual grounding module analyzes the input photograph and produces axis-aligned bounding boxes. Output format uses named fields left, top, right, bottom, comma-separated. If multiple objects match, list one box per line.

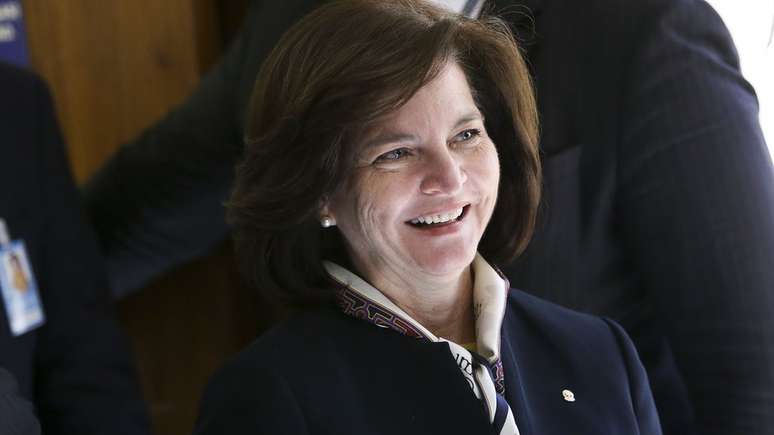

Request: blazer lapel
left=500, top=309, right=535, bottom=435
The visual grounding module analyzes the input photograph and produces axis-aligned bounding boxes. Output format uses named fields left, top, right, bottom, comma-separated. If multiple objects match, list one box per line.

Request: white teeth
left=410, top=207, right=464, bottom=225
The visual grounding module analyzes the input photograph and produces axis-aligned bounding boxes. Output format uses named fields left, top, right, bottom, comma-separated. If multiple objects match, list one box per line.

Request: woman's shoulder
left=504, top=288, right=642, bottom=371
left=506, top=288, right=610, bottom=332
left=501, top=291, right=661, bottom=434
left=193, top=306, right=351, bottom=434
left=207, top=303, right=406, bottom=383
left=229, top=305, right=349, bottom=366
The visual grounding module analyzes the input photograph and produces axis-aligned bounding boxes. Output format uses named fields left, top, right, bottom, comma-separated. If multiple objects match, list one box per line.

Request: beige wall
left=23, top=0, right=223, bottom=182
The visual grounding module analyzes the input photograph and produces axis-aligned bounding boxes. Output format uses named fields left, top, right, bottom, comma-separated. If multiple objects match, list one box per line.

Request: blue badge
left=0, top=219, right=44, bottom=336
left=0, top=1, right=30, bottom=67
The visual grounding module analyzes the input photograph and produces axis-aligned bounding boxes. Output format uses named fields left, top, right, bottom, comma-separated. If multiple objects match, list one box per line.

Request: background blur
left=1, top=1, right=772, bottom=434
left=3, top=1, right=260, bottom=434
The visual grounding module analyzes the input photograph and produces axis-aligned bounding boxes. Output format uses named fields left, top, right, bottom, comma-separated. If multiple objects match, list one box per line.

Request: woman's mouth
left=407, top=205, right=469, bottom=228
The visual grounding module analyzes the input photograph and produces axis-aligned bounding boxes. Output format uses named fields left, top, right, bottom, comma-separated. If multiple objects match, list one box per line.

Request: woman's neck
left=358, top=262, right=477, bottom=344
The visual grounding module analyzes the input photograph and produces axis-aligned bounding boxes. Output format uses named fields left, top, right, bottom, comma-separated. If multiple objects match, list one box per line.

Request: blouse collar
left=323, top=253, right=509, bottom=365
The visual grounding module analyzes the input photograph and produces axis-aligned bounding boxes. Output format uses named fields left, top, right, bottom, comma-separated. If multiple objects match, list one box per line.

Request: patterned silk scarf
left=324, top=254, right=520, bottom=435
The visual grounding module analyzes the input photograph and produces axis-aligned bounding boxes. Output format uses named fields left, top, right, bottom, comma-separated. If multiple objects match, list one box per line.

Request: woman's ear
left=319, top=200, right=336, bottom=228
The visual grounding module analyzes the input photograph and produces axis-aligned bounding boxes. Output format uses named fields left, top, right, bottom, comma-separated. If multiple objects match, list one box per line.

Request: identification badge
left=0, top=220, right=45, bottom=336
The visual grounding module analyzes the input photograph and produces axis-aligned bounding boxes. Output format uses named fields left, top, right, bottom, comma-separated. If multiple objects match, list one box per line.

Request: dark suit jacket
left=84, top=0, right=774, bottom=434
left=0, top=368, right=39, bottom=435
left=501, top=1, right=774, bottom=434
left=193, top=290, right=662, bottom=435
left=0, top=63, right=150, bottom=435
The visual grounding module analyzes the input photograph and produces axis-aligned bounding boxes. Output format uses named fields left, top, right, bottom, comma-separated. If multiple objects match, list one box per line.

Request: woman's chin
left=408, top=249, right=478, bottom=280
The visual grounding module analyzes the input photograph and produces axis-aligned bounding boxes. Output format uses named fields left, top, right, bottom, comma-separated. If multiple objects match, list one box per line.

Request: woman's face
left=324, top=61, right=500, bottom=284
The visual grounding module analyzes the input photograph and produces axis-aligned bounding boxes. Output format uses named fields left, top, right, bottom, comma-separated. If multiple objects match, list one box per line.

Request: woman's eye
left=375, top=148, right=410, bottom=162
left=455, top=128, right=481, bottom=143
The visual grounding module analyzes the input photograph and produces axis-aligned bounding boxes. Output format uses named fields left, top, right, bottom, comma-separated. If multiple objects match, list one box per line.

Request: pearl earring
left=320, top=216, right=335, bottom=228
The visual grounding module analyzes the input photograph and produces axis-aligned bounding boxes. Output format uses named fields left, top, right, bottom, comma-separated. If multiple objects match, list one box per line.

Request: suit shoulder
left=0, top=63, right=56, bottom=146
left=506, top=288, right=606, bottom=328
left=216, top=306, right=348, bottom=374
left=504, top=288, right=648, bottom=394
left=0, top=63, right=49, bottom=110
left=194, top=315, right=319, bottom=434
left=504, top=288, right=633, bottom=359
left=0, top=62, right=44, bottom=87
left=196, top=309, right=343, bottom=419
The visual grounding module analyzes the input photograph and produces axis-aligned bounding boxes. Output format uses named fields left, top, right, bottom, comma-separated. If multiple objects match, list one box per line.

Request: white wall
left=704, top=0, right=774, bottom=159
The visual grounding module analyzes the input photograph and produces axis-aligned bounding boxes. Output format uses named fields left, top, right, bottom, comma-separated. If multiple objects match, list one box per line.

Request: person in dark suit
left=0, top=62, right=150, bottom=435
left=84, top=0, right=774, bottom=434
left=193, top=2, right=661, bottom=433
left=0, top=368, right=39, bottom=435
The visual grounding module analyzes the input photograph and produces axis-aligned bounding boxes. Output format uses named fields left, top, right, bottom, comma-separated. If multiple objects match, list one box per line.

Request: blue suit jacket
left=193, top=290, right=661, bottom=435
left=500, top=1, right=774, bottom=434
left=0, top=63, right=150, bottom=435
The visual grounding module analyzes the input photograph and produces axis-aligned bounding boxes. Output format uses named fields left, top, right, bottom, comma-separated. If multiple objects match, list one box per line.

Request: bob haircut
left=228, top=0, right=541, bottom=307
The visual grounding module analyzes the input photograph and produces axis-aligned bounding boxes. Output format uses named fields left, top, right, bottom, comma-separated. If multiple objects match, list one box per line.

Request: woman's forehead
left=358, top=63, right=481, bottom=143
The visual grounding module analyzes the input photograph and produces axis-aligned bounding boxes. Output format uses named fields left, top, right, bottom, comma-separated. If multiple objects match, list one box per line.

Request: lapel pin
left=562, top=389, right=576, bottom=402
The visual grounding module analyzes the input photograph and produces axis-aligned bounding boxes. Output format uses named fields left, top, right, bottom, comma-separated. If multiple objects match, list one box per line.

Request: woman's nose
left=419, top=149, right=467, bottom=195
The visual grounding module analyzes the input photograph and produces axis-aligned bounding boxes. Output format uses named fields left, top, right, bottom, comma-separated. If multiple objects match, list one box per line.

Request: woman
left=194, top=1, right=662, bottom=434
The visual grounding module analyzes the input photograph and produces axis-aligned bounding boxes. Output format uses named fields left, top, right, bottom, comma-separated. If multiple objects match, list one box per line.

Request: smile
left=408, top=205, right=468, bottom=226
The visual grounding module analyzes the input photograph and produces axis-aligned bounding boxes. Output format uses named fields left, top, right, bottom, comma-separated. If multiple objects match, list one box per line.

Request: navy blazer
left=193, top=290, right=661, bottom=435
left=0, top=368, right=39, bottom=435
left=85, top=0, right=774, bottom=433
left=0, top=63, right=150, bottom=435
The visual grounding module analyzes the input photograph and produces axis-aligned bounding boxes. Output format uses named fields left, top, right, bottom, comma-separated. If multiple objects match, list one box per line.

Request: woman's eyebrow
left=365, top=133, right=418, bottom=150
left=364, top=111, right=483, bottom=149
left=453, top=112, right=484, bottom=129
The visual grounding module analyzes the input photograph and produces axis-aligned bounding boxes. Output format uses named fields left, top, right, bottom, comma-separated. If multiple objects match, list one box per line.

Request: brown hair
left=228, top=0, right=540, bottom=307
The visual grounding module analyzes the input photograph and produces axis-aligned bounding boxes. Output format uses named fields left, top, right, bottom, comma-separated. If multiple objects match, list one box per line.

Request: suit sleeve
left=618, top=1, right=774, bottom=433
left=193, top=357, right=309, bottom=435
left=80, top=14, right=245, bottom=298
left=31, top=75, right=150, bottom=435
left=81, top=0, right=320, bottom=298
left=0, top=367, right=40, bottom=435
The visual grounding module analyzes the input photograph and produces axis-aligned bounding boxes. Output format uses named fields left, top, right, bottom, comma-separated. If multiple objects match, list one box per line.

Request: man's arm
left=82, top=0, right=321, bottom=298
left=619, top=1, right=774, bottom=433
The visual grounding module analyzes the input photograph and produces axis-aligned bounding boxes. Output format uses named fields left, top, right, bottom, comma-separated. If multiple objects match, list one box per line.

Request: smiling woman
left=229, top=0, right=540, bottom=308
left=322, top=63, right=502, bottom=335
left=193, top=1, right=662, bottom=434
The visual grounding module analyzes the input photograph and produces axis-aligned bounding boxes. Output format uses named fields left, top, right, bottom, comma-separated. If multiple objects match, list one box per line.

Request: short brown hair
left=228, top=0, right=540, bottom=307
